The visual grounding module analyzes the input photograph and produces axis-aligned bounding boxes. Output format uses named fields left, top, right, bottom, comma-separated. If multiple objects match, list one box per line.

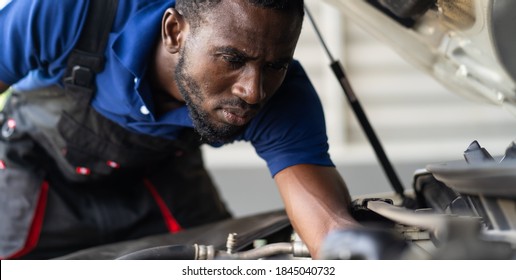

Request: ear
left=162, top=8, right=188, bottom=54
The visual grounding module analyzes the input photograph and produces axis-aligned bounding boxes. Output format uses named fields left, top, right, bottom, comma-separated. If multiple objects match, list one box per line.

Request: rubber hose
left=116, top=245, right=197, bottom=260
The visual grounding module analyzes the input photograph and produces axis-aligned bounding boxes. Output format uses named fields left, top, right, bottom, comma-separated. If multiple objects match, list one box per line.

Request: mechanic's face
left=173, top=1, right=302, bottom=143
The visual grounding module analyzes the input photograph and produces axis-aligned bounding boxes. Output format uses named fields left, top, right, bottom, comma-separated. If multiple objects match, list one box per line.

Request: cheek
left=187, top=63, right=225, bottom=97
left=198, top=76, right=231, bottom=102
left=197, top=67, right=236, bottom=98
left=194, top=75, right=231, bottom=111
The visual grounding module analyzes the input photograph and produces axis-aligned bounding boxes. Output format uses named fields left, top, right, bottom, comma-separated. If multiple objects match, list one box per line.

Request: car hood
left=324, top=0, right=516, bottom=115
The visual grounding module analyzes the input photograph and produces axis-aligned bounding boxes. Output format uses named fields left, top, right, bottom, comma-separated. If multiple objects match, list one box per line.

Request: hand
left=319, top=227, right=409, bottom=260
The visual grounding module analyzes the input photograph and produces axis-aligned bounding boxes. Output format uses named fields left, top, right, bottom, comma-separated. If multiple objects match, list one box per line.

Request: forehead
left=192, top=1, right=302, bottom=57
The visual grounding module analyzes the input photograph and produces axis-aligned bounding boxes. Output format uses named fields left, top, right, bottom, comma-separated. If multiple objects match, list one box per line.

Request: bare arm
left=274, top=164, right=359, bottom=259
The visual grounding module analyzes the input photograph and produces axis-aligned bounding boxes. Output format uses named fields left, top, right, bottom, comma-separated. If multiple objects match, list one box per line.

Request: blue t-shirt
left=0, top=0, right=334, bottom=176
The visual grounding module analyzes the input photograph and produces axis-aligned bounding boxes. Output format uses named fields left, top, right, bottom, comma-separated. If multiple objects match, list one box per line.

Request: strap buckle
left=64, top=65, right=95, bottom=89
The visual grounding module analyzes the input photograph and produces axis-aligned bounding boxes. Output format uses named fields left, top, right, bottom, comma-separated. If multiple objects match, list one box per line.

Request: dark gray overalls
left=0, top=0, right=231, bottom=260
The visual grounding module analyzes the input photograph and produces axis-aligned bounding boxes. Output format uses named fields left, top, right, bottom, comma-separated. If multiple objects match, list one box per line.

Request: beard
left=175, top=49, right=247, bottom=144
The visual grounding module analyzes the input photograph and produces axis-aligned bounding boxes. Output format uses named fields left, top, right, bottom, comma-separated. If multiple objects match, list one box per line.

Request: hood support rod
left=304, top=5, right=408, bottom=202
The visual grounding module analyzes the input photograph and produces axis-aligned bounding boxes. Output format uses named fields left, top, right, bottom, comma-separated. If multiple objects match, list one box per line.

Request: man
left=0, top=0, right=357, bottom=259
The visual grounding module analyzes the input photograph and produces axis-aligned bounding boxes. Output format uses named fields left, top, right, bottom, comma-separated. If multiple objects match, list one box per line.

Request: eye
left=222, top=55, right=245, bottom=68
left=266, top=62, right=289, bottom=71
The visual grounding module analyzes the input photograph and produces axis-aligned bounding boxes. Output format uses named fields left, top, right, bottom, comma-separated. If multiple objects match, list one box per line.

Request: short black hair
left=176, top=0, right=304, bottom=29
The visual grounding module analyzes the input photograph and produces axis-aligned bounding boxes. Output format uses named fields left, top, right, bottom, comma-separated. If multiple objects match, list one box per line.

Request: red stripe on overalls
left=4, top=181, right=50, bottom=259
left=143, top=179, right=182, bottom=233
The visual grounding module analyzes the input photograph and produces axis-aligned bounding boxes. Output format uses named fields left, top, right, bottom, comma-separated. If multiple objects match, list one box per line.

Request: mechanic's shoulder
left=37, top=0, right=91, bottom=19
left=8, top=0, right=90, bottom=28
left=16, top=0, right=89, bottom=14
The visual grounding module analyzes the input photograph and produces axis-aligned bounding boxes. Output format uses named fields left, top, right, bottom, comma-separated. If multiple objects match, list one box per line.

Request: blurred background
left=205, top=0, right=516, bottom=217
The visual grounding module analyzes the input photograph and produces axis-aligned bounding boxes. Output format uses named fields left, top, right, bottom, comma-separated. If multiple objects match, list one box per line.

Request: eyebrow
left=215, top=46, right=253, bottom=59
left=214, top=46, right=293, bottom=64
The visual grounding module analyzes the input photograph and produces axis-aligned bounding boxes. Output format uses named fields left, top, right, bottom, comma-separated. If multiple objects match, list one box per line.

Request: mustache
left=217, top=99, right=261, bottom=111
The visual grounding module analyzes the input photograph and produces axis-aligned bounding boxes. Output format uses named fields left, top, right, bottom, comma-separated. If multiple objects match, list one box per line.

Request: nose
left=232, top=67, right=265, bottom=105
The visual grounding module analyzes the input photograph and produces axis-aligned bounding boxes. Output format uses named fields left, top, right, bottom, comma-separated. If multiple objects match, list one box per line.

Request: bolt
left=226, top=233, right=238, bottom=254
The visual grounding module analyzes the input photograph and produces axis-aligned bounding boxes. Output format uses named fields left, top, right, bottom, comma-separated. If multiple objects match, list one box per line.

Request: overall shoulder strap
left=63, top=0, right=119, bottom=97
